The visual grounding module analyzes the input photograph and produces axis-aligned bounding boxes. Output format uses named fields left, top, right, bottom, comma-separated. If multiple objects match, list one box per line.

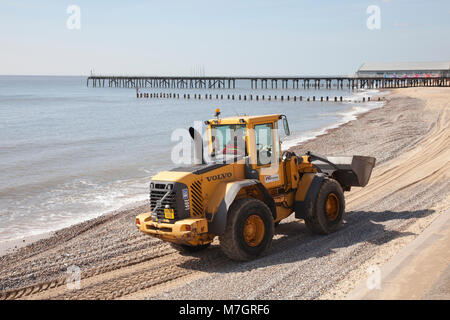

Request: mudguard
left=294, top=173, right=325, bottom=220
left=208, top=180, right=276, bottom=235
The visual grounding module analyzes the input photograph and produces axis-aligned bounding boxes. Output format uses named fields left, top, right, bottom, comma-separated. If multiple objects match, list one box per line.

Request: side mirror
left=282, top=116, right=290, bottom=136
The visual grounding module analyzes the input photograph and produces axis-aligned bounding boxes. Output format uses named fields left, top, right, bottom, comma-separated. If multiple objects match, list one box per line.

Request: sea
left=0, top=75, right=383, bottom=242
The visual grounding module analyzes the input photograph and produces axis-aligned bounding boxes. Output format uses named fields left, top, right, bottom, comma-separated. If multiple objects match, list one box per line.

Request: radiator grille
left=190, top=180, right=203, bottom=216
left=149, top=183, right=178, bottom=222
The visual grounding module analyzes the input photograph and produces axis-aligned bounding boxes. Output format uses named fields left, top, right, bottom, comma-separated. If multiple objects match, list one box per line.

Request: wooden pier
left=87, top=75, right=450, bottom=89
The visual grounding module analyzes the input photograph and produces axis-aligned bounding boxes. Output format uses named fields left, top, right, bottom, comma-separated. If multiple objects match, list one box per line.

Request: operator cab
left=204, top=110, right=291, bottom=188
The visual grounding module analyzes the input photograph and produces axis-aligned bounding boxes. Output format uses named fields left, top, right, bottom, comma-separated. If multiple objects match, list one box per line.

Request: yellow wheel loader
left=136, top=110, right=375, bottom=261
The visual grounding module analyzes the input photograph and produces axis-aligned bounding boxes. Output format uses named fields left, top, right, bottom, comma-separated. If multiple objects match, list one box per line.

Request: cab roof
left=207, top=114, right=281, bottom=125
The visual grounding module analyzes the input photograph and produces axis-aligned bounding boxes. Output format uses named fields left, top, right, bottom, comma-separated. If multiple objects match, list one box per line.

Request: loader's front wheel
left=305, top=178, right=345, bottom=235
left=220, top=198, right=274, bottom=261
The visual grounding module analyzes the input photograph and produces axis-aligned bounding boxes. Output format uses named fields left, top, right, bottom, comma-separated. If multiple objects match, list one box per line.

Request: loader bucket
left=310, top=155, right=376, bottom=188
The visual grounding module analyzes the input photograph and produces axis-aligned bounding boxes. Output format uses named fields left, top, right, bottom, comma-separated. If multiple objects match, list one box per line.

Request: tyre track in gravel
left=0, top=241, right=174, bottom=300
left=0, top=203, right=167, bottom=298
left=0, top=236, right=157, bottom=288
left=47, top=248, right=228, bottom=300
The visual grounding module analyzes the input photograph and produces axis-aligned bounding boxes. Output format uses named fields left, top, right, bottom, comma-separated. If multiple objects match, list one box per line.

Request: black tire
left=170, top=242, right=211, bottom=254
left=219, top=198, right=274, bottom=261
left=304, top=178, right=345, bottom=235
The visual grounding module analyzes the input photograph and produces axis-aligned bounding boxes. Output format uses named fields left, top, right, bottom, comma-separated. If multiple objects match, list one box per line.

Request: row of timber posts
left=89, top=76, right=450, bottom=89
left=137, top=92, right=385, bottom=103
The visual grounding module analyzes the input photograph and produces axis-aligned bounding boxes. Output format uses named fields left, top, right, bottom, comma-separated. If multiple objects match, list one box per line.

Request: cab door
left=249, top=120, right=284, bottom=188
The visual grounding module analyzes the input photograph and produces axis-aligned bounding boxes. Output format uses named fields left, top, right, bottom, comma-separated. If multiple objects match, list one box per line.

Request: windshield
left=209, top=124, right=247, bottom=161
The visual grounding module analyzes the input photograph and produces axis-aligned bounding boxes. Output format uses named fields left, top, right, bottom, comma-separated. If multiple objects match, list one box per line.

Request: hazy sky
left=0, top=0, right=449, bottom=76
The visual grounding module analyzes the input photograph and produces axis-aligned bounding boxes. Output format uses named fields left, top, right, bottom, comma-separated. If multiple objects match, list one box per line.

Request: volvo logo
left=206, top=172, right=232, bottom=182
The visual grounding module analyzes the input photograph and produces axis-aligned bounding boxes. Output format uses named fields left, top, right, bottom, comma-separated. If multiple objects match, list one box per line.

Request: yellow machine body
left=136, top=113, right=375, bottom=248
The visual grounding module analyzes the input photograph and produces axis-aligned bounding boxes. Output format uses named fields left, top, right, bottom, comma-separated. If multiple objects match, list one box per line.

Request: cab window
left=210, top=124, right=247, bottom=157
left=254, top=123, right=273, bottom=166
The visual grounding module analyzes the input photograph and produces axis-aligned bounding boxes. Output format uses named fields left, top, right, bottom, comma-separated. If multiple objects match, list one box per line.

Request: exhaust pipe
left=189, top=127, right=205, bottom=165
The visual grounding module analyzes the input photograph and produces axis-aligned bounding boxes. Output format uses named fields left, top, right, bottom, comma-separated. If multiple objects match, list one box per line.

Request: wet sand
left=0, top=87, right=448, bottom=300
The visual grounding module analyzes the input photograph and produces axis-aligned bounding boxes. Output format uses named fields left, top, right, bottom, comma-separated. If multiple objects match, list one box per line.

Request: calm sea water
left=0, top=76, right=380, bottom=242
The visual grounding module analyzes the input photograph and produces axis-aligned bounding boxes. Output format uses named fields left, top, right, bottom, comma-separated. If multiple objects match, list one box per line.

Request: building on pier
left=357, top=61, right=450, bottom=78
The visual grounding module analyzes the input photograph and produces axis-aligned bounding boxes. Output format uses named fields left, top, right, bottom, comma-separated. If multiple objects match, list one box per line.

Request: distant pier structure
left=87, top=75, right=450, bottom=89
left=357, top=61, right=450, bottom=78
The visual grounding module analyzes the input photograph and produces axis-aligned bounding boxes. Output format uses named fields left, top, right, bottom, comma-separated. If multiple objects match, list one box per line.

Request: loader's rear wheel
left=170, top=242, right=210, bottom=255
left=305, top=178, right=345, bottom=235
left=219, top=198, right=274, bottom=261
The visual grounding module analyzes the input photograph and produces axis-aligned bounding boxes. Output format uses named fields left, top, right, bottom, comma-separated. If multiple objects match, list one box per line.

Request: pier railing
left=86, top=75, right=450, bottom=89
